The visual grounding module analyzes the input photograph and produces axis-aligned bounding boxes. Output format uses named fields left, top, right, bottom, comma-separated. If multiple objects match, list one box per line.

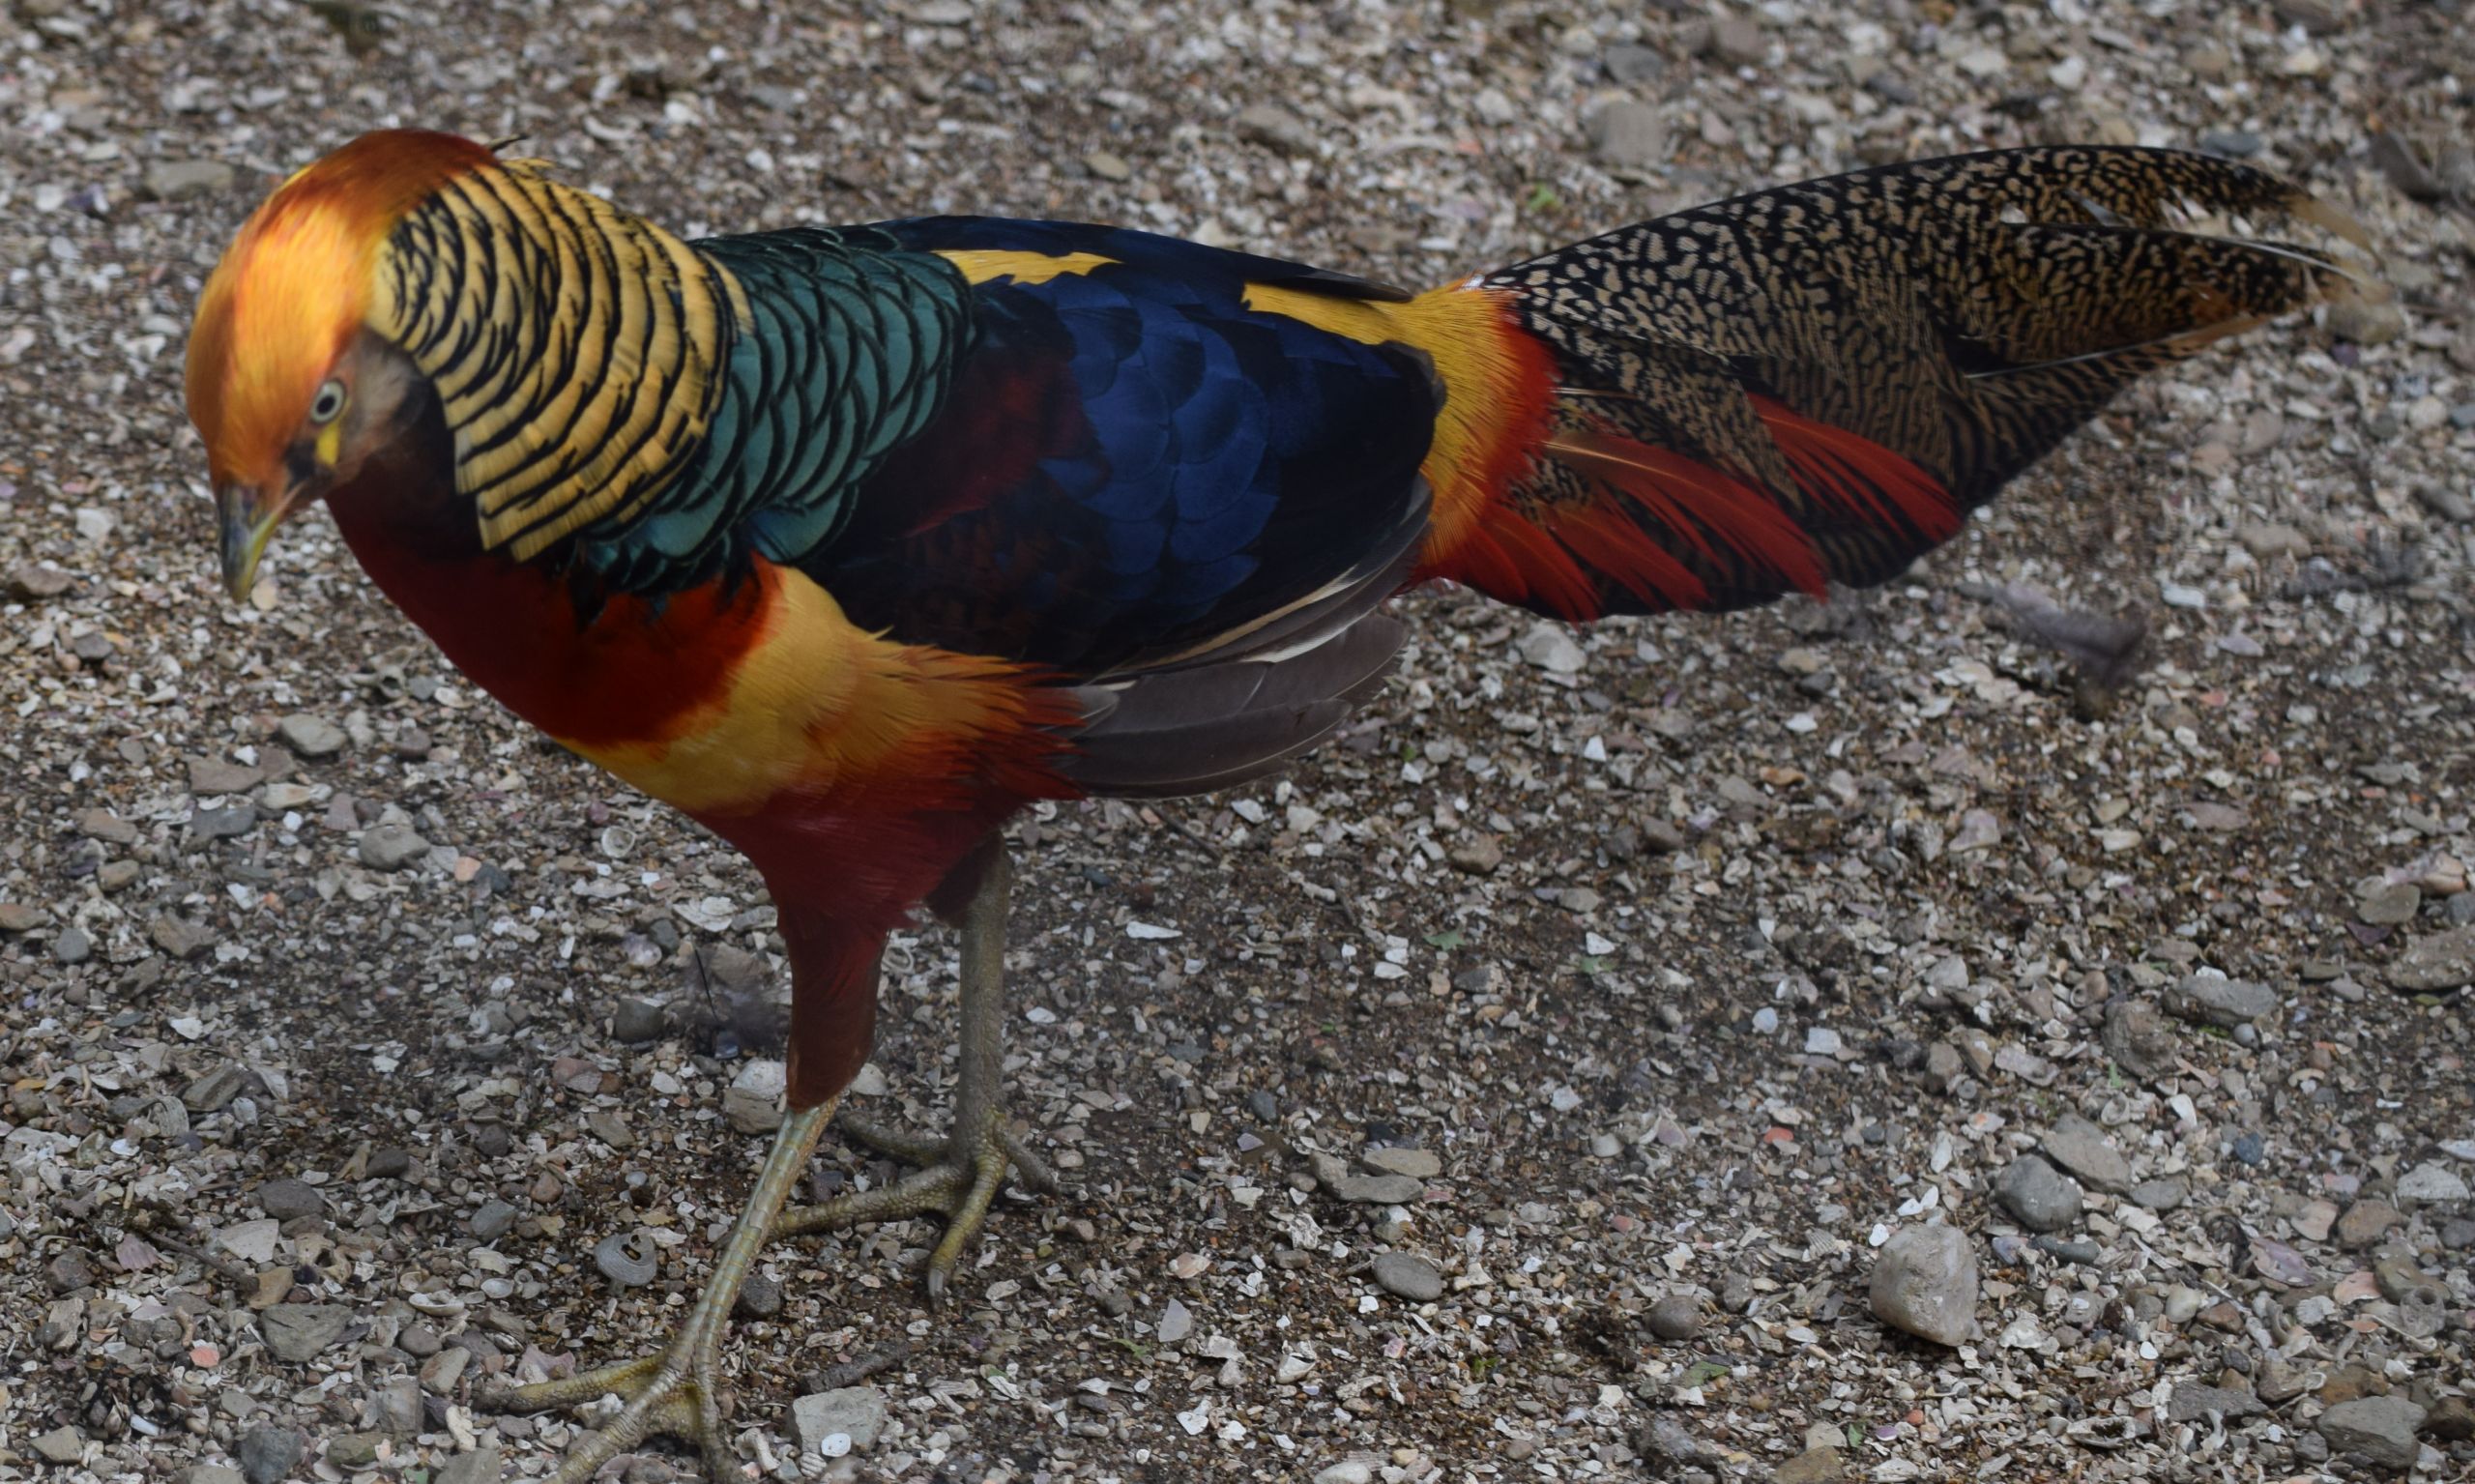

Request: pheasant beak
left=217, top=480, right=294, bottom=602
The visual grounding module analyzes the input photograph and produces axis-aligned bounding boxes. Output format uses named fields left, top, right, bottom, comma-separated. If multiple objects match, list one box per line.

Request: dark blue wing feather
left=811, top=217, right=1438, bottom=677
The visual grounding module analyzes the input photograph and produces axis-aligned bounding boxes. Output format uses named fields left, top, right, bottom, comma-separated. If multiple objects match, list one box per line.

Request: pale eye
left=308, top=378, right=347, bottom=424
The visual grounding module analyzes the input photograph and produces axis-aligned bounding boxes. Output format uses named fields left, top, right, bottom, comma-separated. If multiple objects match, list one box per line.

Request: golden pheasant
left=186, top=130, right=2372, bottom=1478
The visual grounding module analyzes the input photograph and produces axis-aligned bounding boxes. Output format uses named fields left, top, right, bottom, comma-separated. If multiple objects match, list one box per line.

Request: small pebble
left=611, top=997, right=667, bottom=1043
left=735, top=1274, right=782, bottom=1319
left=594, top=1231, right=659, bottom=1288
left=234, top=1425, right=301, bottom=1484
left=255, top=1178, right=323, bottom=1221
left=1371, top=1251, right=1444, bottom=1302
left=470, top=1199, right=518, bottom=1241
left=1646, top=1293, right=1702, bottom=1340
left=1869, top=1225, right=1977, bottom=1347
left=792, top=1386, right=887, bottom=1455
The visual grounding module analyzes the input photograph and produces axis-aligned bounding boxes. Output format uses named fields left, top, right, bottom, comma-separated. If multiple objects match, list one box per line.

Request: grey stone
left=258, top=1303, right=353, bottom=1362
left=2165, top=972, right=2278, bottom=1028
left=74, top=806, right=139, bottom=844
left=1234, top=103, right=1315, bottom=156
left=1359, top=1146, right=1441, bottom=1180
left=1083, top=150, right=1132, bottom=182
left=2326, top=297, right=2406, bottom=346
left=2257, top=1357, right=2315, bottom=1405
left=32, top=1427, right=85, bottom=1464
left=2336, top=1200, right=2402, bottom=1249
left=2103, top=999, right=2178, bottom=1079
left=2390, top=926, right=2475, bottom=993
left=374, top=1376, right=422, bottom=1434
left=184, top=1061, right=262, bottom=1112
left=2315, top=1395, right=2425, bottom=1469
left=2398, top=1161, right=2471, bottom=1205
left=1706, top=12, right=1766, bottom=66
left=2130, top=1178, right=2187, bottom=1211
left=1602, top=43, right=1667, bottom=84
left=1156, top=1296, right=1192, bottom=1344
left=723, top=1059, right=786, bottom=1134
left=236, top=1424, right=303, bottom=1484
left=2426, top=1395, right=2475, bottom=1441
left=1922, top=1039, right=1966, bottom=1092
left=2167, top=1383, right=2263, bottom=1423
left=1371, top=1251, right=1443, bottom=1302
left=420, top=1347, right=469, bottom=1394
left=2372, top=1253, right=2436, bottom=1303
left=277, top=713, right=346, bottom=757
left=152, top=914, right=216, bottom=961
left=1516, top=622, right=1587, bottom=674
left=1869, top=1224, right=1977, bottom=1347
left=256, top=1178, right=323, bottom=1220
left=1995, top=1154, right=2082, bottom=1233
left=1312, top=1465, right=1373, bottom=1484
left=357, top=822, right=428, bottom=870
left=792, top=1385, right=888, bottom=1455
left=1587, top=101, right=1669, bottom=172
left=188, top=756, right=263, bottom=796
left=54, top=928, right=91, bottom=965
left=5, top=564, right=73, bottom=600
left=594, top=1230, right=658, bottom=1287
left=2272, top=0, right=2346, bottom=31
left=47, top=1249, right=94, bottom=1292
left=1325, top=1171, right=1424, bottom=1205
left=1773, top=1445, right=1847, bottom=1483
left=434, top=1445, right=503, bottom=1484
left=1634, top=1415, right=1705, bottom=1463
left=469, top=1199, right=518, bottom=1241
left=2358, top=882, right=2421, bottom=925
left=185, top=1468, right=246, bottom=1484
left=1646, top=1292, right=1701, bottom=1340
left=326, top=1435, right=384, bottom=1469
left=143, top=158, right=236, bottom=201
left=611, top=996, right=667, bottom=1043
left=189, top=803, right=258, bottom=840
left=2041, top=1114, right=2133, bottom=1192
left=1720, top=1270, right=1753, bottom=1313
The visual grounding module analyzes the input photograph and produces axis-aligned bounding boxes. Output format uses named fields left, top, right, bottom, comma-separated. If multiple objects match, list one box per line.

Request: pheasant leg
left=774, top=847, right=1056, bottom=1303
left=480, top=1094, right=840, bottom=1483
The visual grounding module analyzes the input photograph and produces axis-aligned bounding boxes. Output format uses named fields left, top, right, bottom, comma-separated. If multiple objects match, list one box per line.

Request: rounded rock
left=1371, top=1251, right=1444, bottom=1303
left=1869, top=1225, right=1978, bottom=1347
left=256, top=1178, right=324, bottom=1221
left=1995, top=1154, right=2083, bottom=1234
left=1646, top=1293, right=1703, bottom=1341
left=470, top=1199, right=519, bottom=1242
left=594, top=1230, right=659, bottom=1288
left=235, top=1425, right=302, bottom=1484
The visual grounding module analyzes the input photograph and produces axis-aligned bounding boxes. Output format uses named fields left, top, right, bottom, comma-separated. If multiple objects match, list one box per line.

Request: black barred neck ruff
left=372, top=160, right=747, bottom=562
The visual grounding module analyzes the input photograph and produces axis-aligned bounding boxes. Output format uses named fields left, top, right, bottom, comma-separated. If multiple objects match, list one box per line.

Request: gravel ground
left=5, top=0, right=2474, bottom=1480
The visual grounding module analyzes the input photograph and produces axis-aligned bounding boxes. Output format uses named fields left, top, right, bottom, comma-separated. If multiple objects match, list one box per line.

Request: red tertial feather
left=1536, top=500, right=1707, bottom=612
left=1750, top=394, right=1960, bottom=542
left=1545, top=425, right=1828, bottom=599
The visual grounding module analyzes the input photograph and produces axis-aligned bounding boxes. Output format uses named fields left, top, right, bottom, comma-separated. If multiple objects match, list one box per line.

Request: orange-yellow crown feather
left=185, top=130, right=494, bottom=489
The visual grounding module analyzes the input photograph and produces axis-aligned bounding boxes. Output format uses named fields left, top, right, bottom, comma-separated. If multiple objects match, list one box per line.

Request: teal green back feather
left=575, top=228, right=972, bottom=589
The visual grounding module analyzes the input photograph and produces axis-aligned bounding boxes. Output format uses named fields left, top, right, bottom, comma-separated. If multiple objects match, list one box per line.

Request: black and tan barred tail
left=1473, top=146, right=2380, bottom=620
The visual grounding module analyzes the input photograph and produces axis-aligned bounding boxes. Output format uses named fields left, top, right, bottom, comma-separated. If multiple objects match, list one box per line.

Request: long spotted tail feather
left=1441, top=146, right=2378, bottom=621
